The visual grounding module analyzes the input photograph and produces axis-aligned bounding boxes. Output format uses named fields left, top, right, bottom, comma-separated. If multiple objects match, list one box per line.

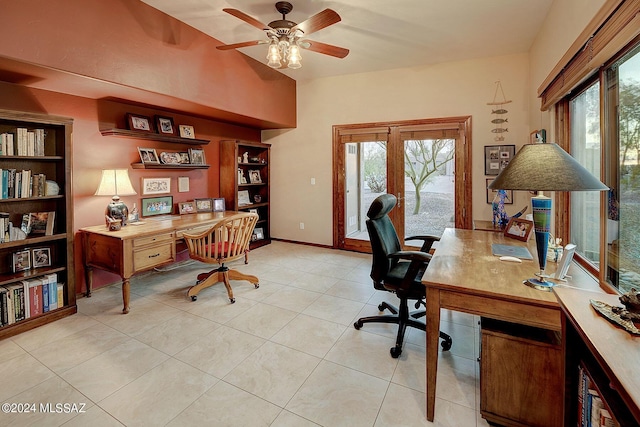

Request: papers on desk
left=491, top=244, right=533, bottom=260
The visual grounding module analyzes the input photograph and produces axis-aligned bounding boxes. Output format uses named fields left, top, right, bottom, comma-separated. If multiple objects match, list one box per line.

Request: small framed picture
left=188, top=148, right=206, bottom=165
left=248, top=170, right=262, bottom=184
left=238, top=169, right=247, bottom=184
left=12, top=249, right=31, bottom=272
left=142, top=177, right=171, bottom=195
left=179, top=125, right=195, bottom=139
left=486, top=179, right=513, bottom=204
left=504, top=217, right=534, bottom=242
left=178, top=201, right=196, bottom=215
left=248, top=208, right=258, bottom=214
left=178, top=152, right=190, bottom=164
left=155, top=115, right=176, bottom=135
left=126, top=113, right=154, bottom=132
left=178, top=176, right=190, bottom=192
left=195, top=198, right=213, bottom=212
left=484, top=145, right=515, bottom=176
left=141, top=196, right=173, bottom=217
left=138, top=147, right=160, bottom=164
left=252, top=227, right=264, bottom=241
left=238, top=190, right=251, bottom=206
left=32, top=247, right=51, bottom=268
left=213, top=198, right=226, bottom=212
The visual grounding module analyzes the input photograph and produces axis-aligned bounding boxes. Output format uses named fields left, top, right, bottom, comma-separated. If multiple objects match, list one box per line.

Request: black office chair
left=354, top=194, right=452, bottom=358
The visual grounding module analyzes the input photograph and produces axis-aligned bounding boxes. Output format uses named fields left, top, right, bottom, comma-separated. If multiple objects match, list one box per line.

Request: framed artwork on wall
left=141, top=196, right=173, bottom=217
left=484, top=144, right=515, bottom=176
left=142, top=177, right=171, bottom=195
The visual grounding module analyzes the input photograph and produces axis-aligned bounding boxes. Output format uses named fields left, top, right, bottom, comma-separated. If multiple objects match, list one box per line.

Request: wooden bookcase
left=220, top=140, right=271, bottom=249
left=0, top=109, right=76, bottom=340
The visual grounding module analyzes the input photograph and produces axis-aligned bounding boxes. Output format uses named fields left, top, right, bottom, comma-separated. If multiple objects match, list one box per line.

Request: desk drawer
left=133, top=232, right=174, bottom=248
left=133, top=242, right=175, bottom=271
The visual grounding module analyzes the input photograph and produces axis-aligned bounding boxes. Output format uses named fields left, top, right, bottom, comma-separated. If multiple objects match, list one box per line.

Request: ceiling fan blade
left=216, top=40, right=268, bottom=51
left=222, top=8, right=272, bottom=32
left=291, top=9, right=341, bottom=36
left=301, top=39, right=349, bottom=58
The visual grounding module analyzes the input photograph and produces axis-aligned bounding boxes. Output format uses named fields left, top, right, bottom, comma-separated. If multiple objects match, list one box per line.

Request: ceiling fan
left=216, top=1, right=349, bottom=69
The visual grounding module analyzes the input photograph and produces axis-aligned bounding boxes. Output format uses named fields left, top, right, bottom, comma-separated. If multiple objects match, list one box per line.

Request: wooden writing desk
left=80, top=212, right=234, bottom=313
left=422, top=228, right=601, bottom=423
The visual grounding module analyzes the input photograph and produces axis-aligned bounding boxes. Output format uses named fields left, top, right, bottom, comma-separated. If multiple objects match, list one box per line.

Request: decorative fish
left=491, top=128, right=509, bottom=133
left=492, top=109, right=508, bottom=114
left=491, top=118, right=508, bottom=124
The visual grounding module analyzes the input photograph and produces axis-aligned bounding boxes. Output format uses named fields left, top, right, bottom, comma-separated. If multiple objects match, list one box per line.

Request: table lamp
left=488, top=142, right=608, bottom=290
left=95, top=169, right=137, bottom=226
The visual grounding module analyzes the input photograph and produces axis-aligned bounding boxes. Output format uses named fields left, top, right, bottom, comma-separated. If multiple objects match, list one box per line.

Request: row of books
left=0, top=128, right=46, bottom=156
left=0, top=169, right=47, bottom=199
left=578, top=365, right=619, bottom=427
left=0, top=273, right=61, bottom=326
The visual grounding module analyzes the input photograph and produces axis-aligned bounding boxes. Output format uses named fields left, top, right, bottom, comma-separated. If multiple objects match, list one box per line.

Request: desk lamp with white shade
left=488, top=142, right=608, bottom=290
left=95, top=169, right=137, bottom=226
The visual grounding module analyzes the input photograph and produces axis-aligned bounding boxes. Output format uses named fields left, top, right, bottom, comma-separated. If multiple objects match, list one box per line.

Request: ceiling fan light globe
left=268, top=58, right=282, bottom=68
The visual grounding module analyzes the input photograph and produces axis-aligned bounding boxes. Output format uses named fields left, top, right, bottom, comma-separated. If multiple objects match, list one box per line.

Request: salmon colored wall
left=0, top=0, right=296, bottom=128
left=0, top=81, right=260, bottom=292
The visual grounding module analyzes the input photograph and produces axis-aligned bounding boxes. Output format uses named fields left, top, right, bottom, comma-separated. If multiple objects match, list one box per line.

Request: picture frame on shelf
left=248, top=208, right=258, bottom=215
left=486, top=178, right=513, bottom=204
left=484, top=144, right=515, bottom=176
left=238, top=190, right=251, bottom=206
left=504, top=217, right=534, bottom=242
left=195, top=198, right=212, bottom=212
left=213, top=198, right=225, bottom=212
left=178, top=176, right=189, bottom=192
left=12, top=249, right=31, bottom=272
left=142, top=177, right=171, bottom=195
left=252, top=227, right=264, bottom=241
left=188, top=148, right=205, bottom=165
left=32, top=247, right=51, bottom=268
left=178, top=201, right=196, bottom=215
left=238, top=169, right=247, bottom=184
left=159, top=152, right=182, bottom=165
left=248, top=170, right=262, bottom=184
left=141, top=196, right=173, bottom=217
left=178, top=152, right=190, bottom=164
left=179, top=125, right=195, bottom=139
left=155, top=115, right=176, bottom=136
left=22, top=211, right=55, bottom=236
left=126, top=113, right=154, bottom=132
left=138, top=147, right=160, bottom=164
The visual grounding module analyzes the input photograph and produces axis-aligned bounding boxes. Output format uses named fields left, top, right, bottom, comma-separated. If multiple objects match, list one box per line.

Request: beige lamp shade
left=95, top=169, right=137, bottom=197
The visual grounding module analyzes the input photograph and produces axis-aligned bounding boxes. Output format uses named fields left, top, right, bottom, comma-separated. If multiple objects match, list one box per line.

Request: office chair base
left=188, top=265, right=259, bottom=303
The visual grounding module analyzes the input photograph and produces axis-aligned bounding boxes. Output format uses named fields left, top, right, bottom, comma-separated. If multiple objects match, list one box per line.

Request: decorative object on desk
left=504, top=217, right=533, bottom=242
left=126, top=113, right=154, bottom=132
left=107, top=217, right=122, bottom=231
left=178, top=125, right=195, bottom=139
left=95, top=169, right=137, bottom=226
left=551, top=243, right=576, bottom=281
left=213, top=198, right=225, bottom=212
left=159, top=152, right=182, bottom=165
left=489, top=142, right=608, bottom=291
left=32, top=247, right=51, bottom=268
left=195, top=198, right=213, bottom=212
left=129, top=202, right=139, bottom=222
left=178, top=152, right=190, bottom=164
left=491, top=189, right=510, bottom=227
left=178, top=201, right=196, bottom=215
left=590, top=299, right=640, bottom=335
left=491, top=243, right=533, bottom=260
left=613, top=288, right=640, bottom=322
left=486, top=179, right=513, bottom=205
left=188, top=148, right=205, bottom=165
left=484, top=145, right=515, bottom=175
left=138, top=147, right=160, bottom=164
left=141, top=196, right=173, bottom=217
left=141, top=177, right=170, bottom=195
left=238, top=190, right=251, bottom=206
left=248, top=169, right=262, bottom=184
left=253, top=194, right=262, bottom=203
left=487, top=81, right=511, bottom=142
left=178, top=176, right=189, bottom=192
left=12, top=249, right=30, bottom=272
left=154, top=115, right=176, bottom=136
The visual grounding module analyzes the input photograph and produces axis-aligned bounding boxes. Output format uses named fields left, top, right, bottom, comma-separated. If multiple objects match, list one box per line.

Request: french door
left=333, top=117, right=472, bottom=252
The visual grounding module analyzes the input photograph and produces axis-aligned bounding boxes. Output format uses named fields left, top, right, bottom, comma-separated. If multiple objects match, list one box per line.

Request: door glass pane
left=404, top=138, right=455, bottom=237
left=570, top=83, right=601, bottom=266
left=345, top=141, right=387, bottom=241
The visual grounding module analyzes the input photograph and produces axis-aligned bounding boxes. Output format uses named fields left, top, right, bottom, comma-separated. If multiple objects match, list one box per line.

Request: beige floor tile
left=438, top=321, right=476, bottom=360
left=10, top=312, right=100, bottom=352
left=302, top=294, right=365, bottom=325
left=186, top=292, right=257, bottom=323
left=270, top=313, right=347, bottom=358
left=225, top=302, right=297, bottom=339
left=0, top=338, right=27, bottom=360
left=0, top=353, right=54, bottom=402
left=89, top=297, right=183, bottom=337
left=262, top=286, right=322, bottom=312
left=63, top=404, right=125, bottom=427
left=289, top=272, right=339, bottom=293
left=271, top=410, right=322, bottom=427
left=375, top=382, right=430, bottom=427
left=135, top=312, right=221, bottom=355
left=325, top=279, right=377, bottom=303
left=258, top=266, right=301, bottom=285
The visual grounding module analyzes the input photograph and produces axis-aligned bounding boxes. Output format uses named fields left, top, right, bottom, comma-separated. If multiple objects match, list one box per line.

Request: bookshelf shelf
left=131, top=162, right=210, bottom=170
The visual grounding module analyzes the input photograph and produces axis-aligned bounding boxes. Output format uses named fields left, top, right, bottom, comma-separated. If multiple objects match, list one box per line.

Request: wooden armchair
left=183, top=212, right=259, bottom=303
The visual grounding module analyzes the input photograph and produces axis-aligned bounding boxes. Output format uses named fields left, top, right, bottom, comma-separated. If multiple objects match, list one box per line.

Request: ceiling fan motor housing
left=270, top=2, right=297, bottom=35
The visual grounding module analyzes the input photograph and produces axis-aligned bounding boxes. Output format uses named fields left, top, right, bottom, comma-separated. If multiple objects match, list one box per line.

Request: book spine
left=57, top=283, right=63, bottom=308
left=5, top=288, right=15, bottom=324
left=0, top=289, right=7, bottom=326
left=42, top=278, right=49, bottom=313
left=48, top=277, right=57, bottom=310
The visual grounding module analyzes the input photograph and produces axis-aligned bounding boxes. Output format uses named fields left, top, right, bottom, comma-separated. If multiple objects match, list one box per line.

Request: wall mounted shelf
left=100, top=128, right=210, bottom=145
left=131, top=163, right=209, bottom=170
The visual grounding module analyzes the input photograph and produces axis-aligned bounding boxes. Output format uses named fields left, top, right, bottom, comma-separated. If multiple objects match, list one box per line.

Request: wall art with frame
left=141, top=196, right=173, bottom=217
left=141, top=177, right=171, bottom=195
left=484, top=144, right=515, bottom=176
left=126, top=113, right=154, bottom=132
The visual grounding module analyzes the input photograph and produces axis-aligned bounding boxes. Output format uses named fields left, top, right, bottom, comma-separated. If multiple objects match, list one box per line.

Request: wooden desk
left=80, top=212, right=234, bottom=313
left=422, top=228, right=601, bottom=423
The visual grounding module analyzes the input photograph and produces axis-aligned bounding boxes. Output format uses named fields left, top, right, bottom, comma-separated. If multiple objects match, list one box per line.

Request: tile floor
left=0, top=241, right=490, bottom=426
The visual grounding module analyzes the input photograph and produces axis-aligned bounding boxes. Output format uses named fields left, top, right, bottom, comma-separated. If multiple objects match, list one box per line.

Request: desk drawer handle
left=148, top=253, right=160, bottom=258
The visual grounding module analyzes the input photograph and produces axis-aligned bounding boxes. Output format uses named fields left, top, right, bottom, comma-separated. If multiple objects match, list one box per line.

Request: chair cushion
left=206, top=242, right=238, bottom=255
left=384, top=261, right=427, bottom=299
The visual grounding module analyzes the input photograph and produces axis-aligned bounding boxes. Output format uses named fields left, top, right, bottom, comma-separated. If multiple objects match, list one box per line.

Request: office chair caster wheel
left=229, top=297, right=236, bottom=303
left=441, top=336, right=452, bottom=351
left=390, top=346, right=402, bottom=358
left=378, top=303, right=386, bottom=311
left=190, top=295, right=197, bottom=301
left=354, top=320, right=363, bottom=330
left=254, top=283, right=259, bottom=289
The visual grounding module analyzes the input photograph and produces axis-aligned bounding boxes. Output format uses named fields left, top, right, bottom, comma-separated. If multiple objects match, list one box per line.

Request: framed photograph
left=178, top=152, right=190, bottom=164
left=12, top=249, right=30, bottom=272
left=486, top=179, right=513, bottom=204
left=248, top=169, right=262, bottom=184
left=142, top=177, right=171, bottom=195
left=141, top=196, right=173, bottom=217
left=178, top=176, right=190, bottom=192
left=252, top=227, right=264, bottom=241
left=238, top=169, right=247, bottom=184
left=32, top=247, right=51, bottom=268
left=159, top=152, right=182, bottom=165
left=195, top=198, right=212, bottom=212
left=238, top=190, right=251, bottom=206
left=179, top=125, right=195, bottom=139
left=126, top=113, right=154, bottom=132
left=484, top=145, right=515, bottom=176
left=213, top=198, right=226, bottom=212
left=178, top=201, right=196, bottom=215
left=248, top=208, right=258, bottom=214
left=504, top=217, right=534, bottom=242
left=138, top=147, right=160, bottom=164
left=188, top=148, right=205, bottom=165
left=155, top=115, right=176, bottom=136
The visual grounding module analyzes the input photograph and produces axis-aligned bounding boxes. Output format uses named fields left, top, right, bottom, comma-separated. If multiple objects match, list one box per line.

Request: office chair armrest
left=405, top=235, right=441, bottom=253
left=388, top=250, right=432, bottom=263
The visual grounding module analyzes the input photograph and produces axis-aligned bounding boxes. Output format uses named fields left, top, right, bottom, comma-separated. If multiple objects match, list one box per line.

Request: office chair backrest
left=366, top=194, right=402, bottom=285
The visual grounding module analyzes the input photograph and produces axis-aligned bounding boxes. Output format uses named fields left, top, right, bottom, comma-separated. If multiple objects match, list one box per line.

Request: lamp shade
left=488, top=143, right=608, bottom=192
left=94, top=169, right=137, bottom=197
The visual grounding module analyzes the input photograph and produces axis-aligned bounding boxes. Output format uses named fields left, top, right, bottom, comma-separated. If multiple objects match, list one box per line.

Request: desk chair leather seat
left=183, top=212, right=259, bottom=303
left=354, top=194, right=452, bottom=358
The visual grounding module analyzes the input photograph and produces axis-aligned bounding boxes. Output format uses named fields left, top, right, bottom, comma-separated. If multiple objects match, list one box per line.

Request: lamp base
left=523, top=277, right=555, bottom=292
left=106, top=200, right=129, bottom=226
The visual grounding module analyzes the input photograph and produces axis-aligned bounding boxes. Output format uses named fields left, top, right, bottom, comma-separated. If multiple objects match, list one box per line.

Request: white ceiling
left=141, top=0, right=554, bottom=82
